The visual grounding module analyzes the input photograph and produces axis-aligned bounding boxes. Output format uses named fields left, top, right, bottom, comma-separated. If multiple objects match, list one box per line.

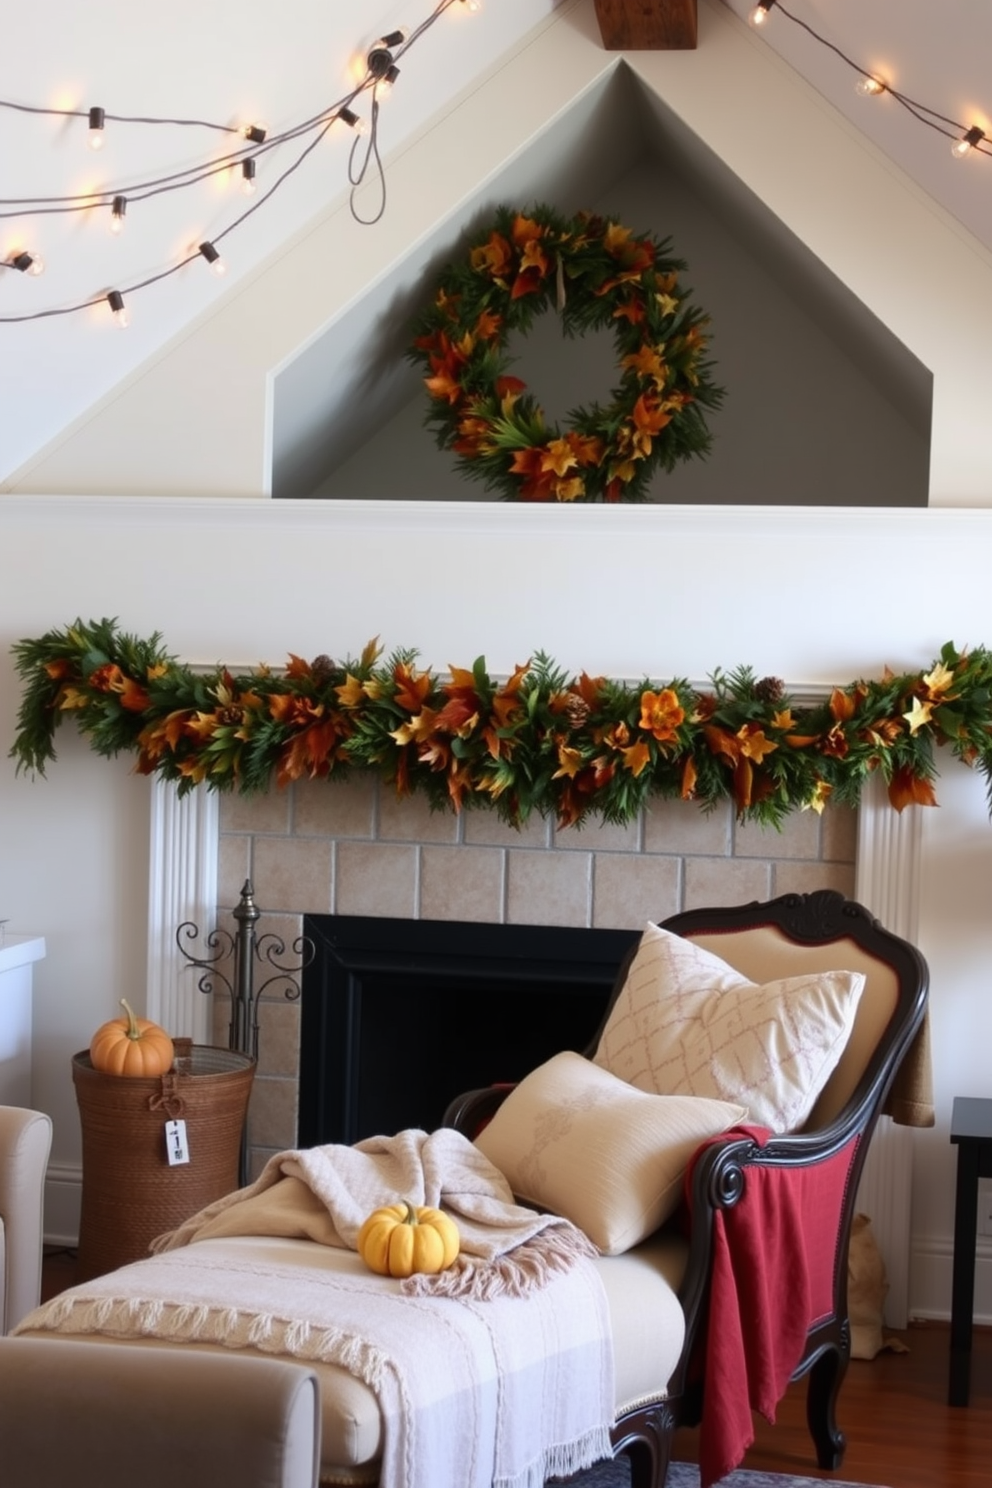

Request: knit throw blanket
left=16, top=1129, right=616, bottom=1488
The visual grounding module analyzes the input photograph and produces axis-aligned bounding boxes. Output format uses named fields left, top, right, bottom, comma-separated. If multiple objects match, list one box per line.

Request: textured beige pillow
left=473, top=1050, right=746, bottom=1255
left=593, top=922, right=866, bottom=1134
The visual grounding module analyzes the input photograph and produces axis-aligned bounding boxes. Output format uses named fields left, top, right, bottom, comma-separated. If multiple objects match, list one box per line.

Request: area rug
left=550, top=1462, right=882, bottom=1487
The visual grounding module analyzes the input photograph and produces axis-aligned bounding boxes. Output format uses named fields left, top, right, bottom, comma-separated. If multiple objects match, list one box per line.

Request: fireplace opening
left=297, top=915, right=640, bottom=1147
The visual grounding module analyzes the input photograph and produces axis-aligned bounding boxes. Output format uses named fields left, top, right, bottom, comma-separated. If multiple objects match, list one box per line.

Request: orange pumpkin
left=357, top=1201, right=460, bottom=1278
left=89, top=998, right=175, bottom=1077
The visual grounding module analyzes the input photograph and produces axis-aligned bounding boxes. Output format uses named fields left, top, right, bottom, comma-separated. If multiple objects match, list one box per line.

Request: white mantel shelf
left=0, top=934, right=46, bottom=1107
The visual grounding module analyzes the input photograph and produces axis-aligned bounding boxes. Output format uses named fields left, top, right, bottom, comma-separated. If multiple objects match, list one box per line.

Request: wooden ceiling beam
left=593, top=0, right=698, bottom=50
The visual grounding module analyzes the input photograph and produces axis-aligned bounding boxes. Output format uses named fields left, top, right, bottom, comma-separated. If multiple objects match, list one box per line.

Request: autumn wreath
left=407, top=204, right=724, bottom=503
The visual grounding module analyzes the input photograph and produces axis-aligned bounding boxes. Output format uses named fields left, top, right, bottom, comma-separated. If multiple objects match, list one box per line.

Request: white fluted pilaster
left=854, top=772, right=923, bottom=1329
left=146, top=781, right=219, bottom=1041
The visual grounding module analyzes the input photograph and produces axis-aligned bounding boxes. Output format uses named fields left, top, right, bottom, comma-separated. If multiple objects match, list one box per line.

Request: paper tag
left=165, top=1118, right=190, bottom=1166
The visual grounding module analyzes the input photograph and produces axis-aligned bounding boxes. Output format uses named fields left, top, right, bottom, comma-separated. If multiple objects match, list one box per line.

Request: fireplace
left=149, top=770, right=924, bottom=1327
left=297, top=914, right=639, bottom=1146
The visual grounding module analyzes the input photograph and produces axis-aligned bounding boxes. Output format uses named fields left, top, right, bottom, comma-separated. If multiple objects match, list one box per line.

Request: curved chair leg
left=806, top=1343, right=849, bottom=1470
left=611, top=1400, right=676, bottom=1488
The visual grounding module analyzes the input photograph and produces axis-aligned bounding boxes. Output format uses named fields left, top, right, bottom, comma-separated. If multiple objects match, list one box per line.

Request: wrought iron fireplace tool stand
left=175, top=879, right=314, bottom=1183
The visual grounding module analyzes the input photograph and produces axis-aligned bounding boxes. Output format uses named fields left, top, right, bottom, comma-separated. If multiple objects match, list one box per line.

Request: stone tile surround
left=213, top=777, right=856, bottom=1176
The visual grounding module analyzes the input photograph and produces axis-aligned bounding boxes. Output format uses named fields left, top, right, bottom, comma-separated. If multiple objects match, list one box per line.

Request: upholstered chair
left=0, top=1105, right=52, bottom=1333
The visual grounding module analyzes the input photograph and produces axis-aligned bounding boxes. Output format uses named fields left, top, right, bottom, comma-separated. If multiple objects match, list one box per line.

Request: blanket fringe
left=402, top=1224, right=599, bottom=1300
left=18, top=1294, right=388, bottom=1392
left=495, top=1425, right=615, bottom=1488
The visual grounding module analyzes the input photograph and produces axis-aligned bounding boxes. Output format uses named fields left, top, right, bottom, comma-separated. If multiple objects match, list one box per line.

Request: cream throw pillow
left=473, top=1050, right=746, bottom=1255
left=593, top=922, right=866, bottom=1134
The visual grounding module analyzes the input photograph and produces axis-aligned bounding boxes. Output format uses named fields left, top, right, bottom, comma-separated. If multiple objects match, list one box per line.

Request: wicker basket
left=72, top=1040, right=256, bottom=1282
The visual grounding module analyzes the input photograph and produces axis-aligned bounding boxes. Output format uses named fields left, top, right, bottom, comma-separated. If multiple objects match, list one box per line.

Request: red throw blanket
left=688, top=1128, right=860, bottom=1488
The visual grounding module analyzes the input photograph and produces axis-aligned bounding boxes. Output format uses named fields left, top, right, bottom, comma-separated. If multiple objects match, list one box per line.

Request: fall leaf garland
left=407, top=204, right=725, bottom=503
left=10, top=619, right=992, bottom=831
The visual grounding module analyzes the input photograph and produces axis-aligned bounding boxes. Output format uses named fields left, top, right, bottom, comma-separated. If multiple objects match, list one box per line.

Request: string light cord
left=348, top=92, right=387, bottom=226
left=0, top=95, right=240, bottom=134
left=342, top=0, right=471, bottom=226
left=0, top=0, right=459, bottom=133
left=767, top=2, right=992, bottom=158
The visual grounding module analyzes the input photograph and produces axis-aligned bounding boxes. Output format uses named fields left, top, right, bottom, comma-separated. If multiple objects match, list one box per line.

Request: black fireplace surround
left=298, top=915, right=640, bottom=1147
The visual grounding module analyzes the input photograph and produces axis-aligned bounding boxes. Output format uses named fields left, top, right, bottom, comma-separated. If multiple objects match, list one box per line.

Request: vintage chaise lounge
left=7, top=890, right=929, bottom=1488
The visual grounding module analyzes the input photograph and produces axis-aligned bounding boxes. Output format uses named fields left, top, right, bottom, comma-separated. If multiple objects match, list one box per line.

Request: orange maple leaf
left=393, top=662, right=433, bottom=713
left=621, top=740, right=652, bottom=777
left=887, top=766, right=938, bottom=812
left=737, top=725, right=778, bottom=763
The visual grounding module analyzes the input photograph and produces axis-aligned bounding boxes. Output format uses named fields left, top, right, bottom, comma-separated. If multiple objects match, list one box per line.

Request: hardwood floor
left=40, top=1250, right=992, bottom=1486
left=674, top=1321, right=992, bottom=1487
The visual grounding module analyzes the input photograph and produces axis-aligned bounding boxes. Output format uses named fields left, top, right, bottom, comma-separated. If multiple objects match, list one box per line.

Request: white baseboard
left=44, top=1160, right=81, bottom=1249
left=909, top=1233, right=992, bottom=1326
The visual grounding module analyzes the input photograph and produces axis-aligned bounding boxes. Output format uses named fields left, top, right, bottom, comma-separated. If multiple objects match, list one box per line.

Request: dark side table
left=949, top=1095, right=992, bottom=1405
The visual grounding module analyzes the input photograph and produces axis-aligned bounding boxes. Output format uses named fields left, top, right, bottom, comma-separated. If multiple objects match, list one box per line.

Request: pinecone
left=564, top=692, right=591, bottom=729
left=754, top=676, right=785, bottom=705
left=310, top=654, right=337, bottom=688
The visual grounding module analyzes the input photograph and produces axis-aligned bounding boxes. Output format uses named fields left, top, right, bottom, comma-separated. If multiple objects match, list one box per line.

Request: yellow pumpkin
left=357, top=1201, right=460, bottom=1278
left=89, top=998, right=175, bottom=1078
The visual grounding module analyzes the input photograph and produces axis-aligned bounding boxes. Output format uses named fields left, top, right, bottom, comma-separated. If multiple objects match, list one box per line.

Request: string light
left=4, top=251, right=45, bottom=275
left=367, top=35, right=404, bottom=96
left=0, top=0, right=482, bottom=326
left=952, top=125, right=985, bottom=159
left=106, top=289, right=129, bottom=327
left=338, top=106, right=367, bottom=136
left=87, top=106, right=106, bottom=150
left=198, top=240, right=226, bottom=276
left=748, top=2, right=992, bottom=161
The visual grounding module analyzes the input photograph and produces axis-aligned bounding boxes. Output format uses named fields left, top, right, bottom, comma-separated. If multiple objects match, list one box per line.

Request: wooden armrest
left=442, top=1082, right=516, bottom=1137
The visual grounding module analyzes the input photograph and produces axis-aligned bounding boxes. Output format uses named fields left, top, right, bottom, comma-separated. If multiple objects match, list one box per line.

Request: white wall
left=3, top=495, right=992, bottom=1321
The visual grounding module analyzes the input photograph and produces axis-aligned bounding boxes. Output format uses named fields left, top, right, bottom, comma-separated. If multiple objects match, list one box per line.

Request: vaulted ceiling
left=2, top=0, right=991, bottom=489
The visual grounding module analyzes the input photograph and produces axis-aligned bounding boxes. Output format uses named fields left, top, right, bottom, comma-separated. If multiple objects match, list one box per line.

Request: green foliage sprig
left=10, top=618, right=992, bottom=830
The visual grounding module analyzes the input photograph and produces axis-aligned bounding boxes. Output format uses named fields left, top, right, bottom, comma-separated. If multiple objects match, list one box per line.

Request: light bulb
left=855, top=75, right=885, bottom=98
left=376, top=63, right=400, bottom=97
left=107, top=290, right=129, bottom=328
left=749, top=1, right=774, bottom=25
left=10, top=250, right=43, bottom=276
left=241, top=158, right=257, bottom=195
left=110, top=195, right=127, bottom=235
left=241, top=123, right=267, bottom=144
left=952, top=125, right=985, bottom=158
left=338, top=106, right=367, bottom=135
left=88, top=106, right=105, bottom=150
left=460, top=0, right=482, bottom=11
left=198, top=241, right=227, bottom=277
